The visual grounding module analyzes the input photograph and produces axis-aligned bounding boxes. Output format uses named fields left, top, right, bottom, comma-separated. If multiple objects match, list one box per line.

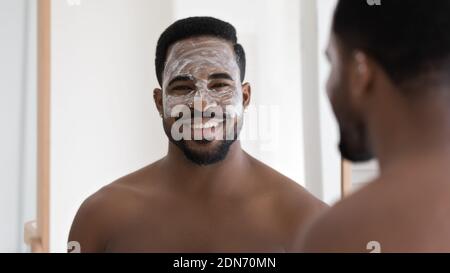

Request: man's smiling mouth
left=191, top=120, right=220, bottom=129
left=179, top=118, right=224, bottom=129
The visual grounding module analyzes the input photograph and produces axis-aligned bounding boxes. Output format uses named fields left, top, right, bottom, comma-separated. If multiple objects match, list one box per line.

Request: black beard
left=338, top=123, right=374, bottom=162
left=172, top=139, right=236, bottom=165
left=163, top=117, right=241, bottom=166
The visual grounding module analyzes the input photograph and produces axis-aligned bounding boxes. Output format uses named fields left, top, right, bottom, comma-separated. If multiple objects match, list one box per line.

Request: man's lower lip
left=181, top=119, right=224, bottom=126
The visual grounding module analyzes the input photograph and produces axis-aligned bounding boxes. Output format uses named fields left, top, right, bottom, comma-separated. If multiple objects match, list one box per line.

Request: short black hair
left=155, top=16, right=246, bottom=87
left=333, top=0, right=450, bottom=87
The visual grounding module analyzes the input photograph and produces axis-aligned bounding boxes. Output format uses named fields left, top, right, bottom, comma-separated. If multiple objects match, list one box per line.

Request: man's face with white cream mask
left=154, top=36, right=251, bottom=165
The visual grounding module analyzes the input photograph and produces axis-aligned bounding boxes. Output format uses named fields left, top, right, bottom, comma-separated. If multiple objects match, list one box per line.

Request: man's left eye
left=211, top=83, right=230, bottom=89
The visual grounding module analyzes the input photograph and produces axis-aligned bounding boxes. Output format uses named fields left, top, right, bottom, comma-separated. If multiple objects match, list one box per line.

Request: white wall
left=317, top=0, right=341, bottom=204
left=0, top=0, right=37, bottom=253
left=51, top=0, right=172, bottom=252
left=300, top=0, right=340, bottom=204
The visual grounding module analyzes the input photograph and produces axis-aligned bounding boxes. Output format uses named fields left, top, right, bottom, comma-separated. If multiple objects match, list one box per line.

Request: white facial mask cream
left=162, top=37, right=244, bottom=140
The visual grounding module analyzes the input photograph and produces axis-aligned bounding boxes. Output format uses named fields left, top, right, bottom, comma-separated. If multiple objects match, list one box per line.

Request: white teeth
left=191, top=120, right=219, bottom=129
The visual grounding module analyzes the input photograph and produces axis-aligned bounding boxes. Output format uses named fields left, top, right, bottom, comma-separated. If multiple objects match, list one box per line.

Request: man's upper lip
left=180, top=118, right=223, bottom=125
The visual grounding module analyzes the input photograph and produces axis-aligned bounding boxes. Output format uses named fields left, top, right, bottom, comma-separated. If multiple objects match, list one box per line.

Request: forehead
left=166, top=36, right=235, bottom=64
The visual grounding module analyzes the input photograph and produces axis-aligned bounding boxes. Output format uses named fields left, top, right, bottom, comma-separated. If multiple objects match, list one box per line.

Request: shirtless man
left=69, top=17, right=326, bottom=253
left=300, top=0, right=450, bottom=252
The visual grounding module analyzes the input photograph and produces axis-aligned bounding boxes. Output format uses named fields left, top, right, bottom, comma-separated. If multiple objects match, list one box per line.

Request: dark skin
left=299, top=34, right=450, bottom=253
left=69, top=36, right=327, bottom=253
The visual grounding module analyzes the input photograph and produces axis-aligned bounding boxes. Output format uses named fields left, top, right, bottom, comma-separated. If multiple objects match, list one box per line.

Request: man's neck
left=370, top=93, right=450, bottom=175
left=160, top=140, right=252, bottom=195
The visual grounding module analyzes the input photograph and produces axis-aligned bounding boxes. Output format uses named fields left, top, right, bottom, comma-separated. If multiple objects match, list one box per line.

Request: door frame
left=36, top=0, right=51, bottom=253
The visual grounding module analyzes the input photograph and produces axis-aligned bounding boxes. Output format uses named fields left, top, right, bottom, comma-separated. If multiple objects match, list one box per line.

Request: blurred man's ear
left=349, top=51, right=374, bottom=109
left=242, top=83, right=251, bottom=109
left=153, top=88, right=163, bottom=117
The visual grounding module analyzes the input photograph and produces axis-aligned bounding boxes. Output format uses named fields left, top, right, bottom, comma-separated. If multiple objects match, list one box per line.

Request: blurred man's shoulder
left=299, top=177, right=450, bottom=252
left=298, top=180, right=386, bottom=252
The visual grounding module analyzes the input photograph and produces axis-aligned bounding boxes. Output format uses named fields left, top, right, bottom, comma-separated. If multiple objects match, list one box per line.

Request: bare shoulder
left=247, top=155, right=328, bottom=251
left=68, top=161, right=163, bottom=252
left=300, top=176, right=450, bottom=253
left=248, top=155, right=327, bottom=211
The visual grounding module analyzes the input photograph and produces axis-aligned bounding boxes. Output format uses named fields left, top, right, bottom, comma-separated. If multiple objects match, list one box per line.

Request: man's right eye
left=171, top=86, right=194, bottom=93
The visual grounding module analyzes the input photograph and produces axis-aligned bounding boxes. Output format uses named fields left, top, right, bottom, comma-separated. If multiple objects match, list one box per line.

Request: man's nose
left=193, top=90, right=214, bottom=112
left=193, top=97, right=208, bottom=112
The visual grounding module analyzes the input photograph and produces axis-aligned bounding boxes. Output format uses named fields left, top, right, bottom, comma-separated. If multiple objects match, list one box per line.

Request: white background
left=0, top=0, right=37, bottom=252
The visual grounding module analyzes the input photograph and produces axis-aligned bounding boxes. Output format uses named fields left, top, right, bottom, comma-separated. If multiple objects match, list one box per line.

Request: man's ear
left=242, top=83, right=251, bottom=109
left=349, top=51, right=374, bottom=108
left=153, top=88, right=164, bottom=117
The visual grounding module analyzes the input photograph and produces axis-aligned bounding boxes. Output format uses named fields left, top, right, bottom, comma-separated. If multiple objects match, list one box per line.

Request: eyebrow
left=167, top=75, right=194, bottom=87
left=208, top=73, right=234, bottom=81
